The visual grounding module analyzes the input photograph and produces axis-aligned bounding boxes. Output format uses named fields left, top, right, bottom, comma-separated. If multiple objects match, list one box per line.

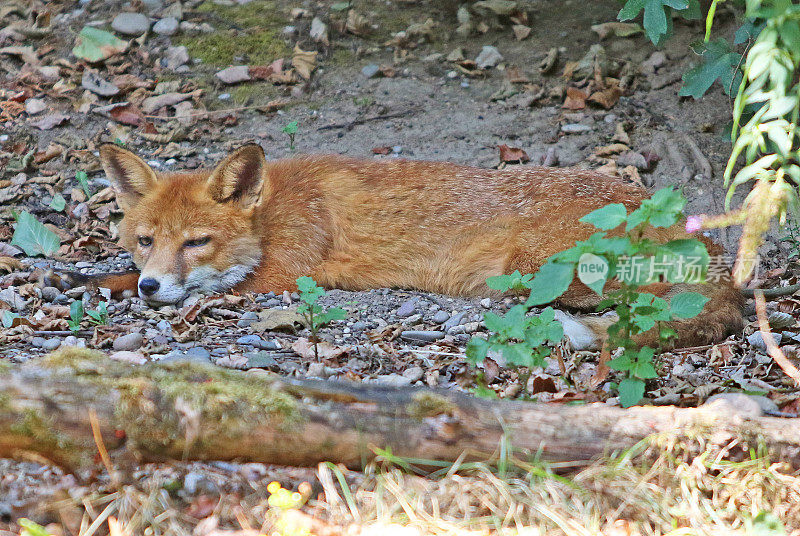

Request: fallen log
left=1, top=347, right=799, bottom=472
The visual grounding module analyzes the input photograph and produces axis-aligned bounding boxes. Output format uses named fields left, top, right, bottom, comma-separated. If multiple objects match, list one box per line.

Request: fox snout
left=136, top=272, right=189, bottom=305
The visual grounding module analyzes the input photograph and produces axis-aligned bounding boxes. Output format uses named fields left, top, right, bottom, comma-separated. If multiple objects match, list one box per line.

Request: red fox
left=55, top=143, right=742, bottom=349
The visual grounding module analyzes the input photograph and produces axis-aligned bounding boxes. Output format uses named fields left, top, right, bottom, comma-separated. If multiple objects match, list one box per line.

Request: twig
left=684, top=136, right=712, bottom=179
left=142, top=103, right=284, bottom=120
left=89, top=408, right=119, bottom=488
left=755, top=290, right=800, bottom=387
left=741, top=283, right=800, bottom=298
left=317, top=107, right=420, bottom=131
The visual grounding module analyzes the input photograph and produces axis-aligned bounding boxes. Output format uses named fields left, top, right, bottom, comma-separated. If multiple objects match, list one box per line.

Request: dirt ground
left=2, top=0, right=800, bottom=533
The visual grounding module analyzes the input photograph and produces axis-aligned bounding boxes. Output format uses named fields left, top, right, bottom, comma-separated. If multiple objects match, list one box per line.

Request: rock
left=705, top=393, right=779, bottom=417
left=153, top=17, right=179, bottom=36
left=185, top=346, right=210, bottom=360
left=475, top=45, right=503, bottom=69
left=42, top=338, right=61, bottom=351
left=351, top=320, right=368, bottom=331
left=396, top=298, right=417, bottom=318
left=616, top=151, right=648, bottom=170
left=402, top=366, right=424, bottom=382
left=111, top=12, right=151, bottom=36
left=307, top=362, right=326, bottom=378
left=113, top=332, right=144, bottom=351
left=480, top=298, right=492, bottom=308
left=31, top=337, right=46, bottom=348
left=431, top=310, right=450, bottom=323
left=237, top=334, right=263, bottom=346
left=216, top=65, right=251, bottom=84
left=374, top=373, right=412, bottom=387
left=162, top=2, right=183, bottom=20
left=38, top=66, right=60, bottom=82
left=82, top=70, right=120, bottom=97
left=24, top=98, right=46, bottom=115
left=769, top=310, right=796, bottom=330
left=310, top=17, right=328, bottom=44
left=63, top=335, right=85, bottom=347
left=110, top=351, right=147, bottom=364
left=156, top=319, right=172, bottom=332
left=257, top=338, right=280, bottom=350
left=747, top=331, right=779, bottom=352
left=401, top=330, right=445, bottom=343
left=561, top=123, right=593, bottom=134
left=184, top=471, right=217, bottom=495
left=444, top=312, right=467, bottom=332
left=246, top=351, right=279, bottom=370
left=141, top=0, right=163, bottom=13
left=282, top=25, right=298, bottom=37
left=361, top=64, right=380, bottom=78
left=41, top=286, right=60, bottom=302
left=164, top=45, right=189, bottom=70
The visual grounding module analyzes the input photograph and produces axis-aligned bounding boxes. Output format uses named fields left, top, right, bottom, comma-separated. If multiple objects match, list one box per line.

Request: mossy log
left=1, top=348, right=800, bottom=471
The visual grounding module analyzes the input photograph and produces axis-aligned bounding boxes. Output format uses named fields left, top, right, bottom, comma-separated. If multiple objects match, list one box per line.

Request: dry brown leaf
left=292, top=45, right=317, bottom=80
left=588, top=86, right=621, bottom=109
left=251, top=308, right=307, bottom=333
left=593, top=143, right=629, bottom=156
left=498, top=144, right=530, bottom=163
left=563, top=86, right=587, bottom=109
left=346, top=10, right=370, bottom=36
left=292, top=337, right=350, bottom=361
left=0, top=256, right=23, bottom=274
left=505, top=66, right=529, bottom=83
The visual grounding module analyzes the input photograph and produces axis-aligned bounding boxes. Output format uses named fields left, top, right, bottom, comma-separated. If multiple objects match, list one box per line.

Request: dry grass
left=7, top=437, right=800, bottom=536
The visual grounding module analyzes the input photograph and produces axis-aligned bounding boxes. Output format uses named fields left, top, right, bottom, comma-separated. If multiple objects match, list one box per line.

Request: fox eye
left=184, top=236, right=211, bottom=248
left=138, top=236, right=152, bottom=247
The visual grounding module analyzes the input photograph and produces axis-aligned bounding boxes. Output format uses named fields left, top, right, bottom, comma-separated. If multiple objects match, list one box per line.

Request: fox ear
left=99, top=144, right=159, bottom=210
left=206, top=143, right=266, bottom=208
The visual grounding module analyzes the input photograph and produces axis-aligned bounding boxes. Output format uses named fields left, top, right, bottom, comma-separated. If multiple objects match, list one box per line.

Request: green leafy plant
left=75, top=170, right=92, bottom=198
left=296, top=276, right=346, bottom=360
left=11, top=211, right=60, bottom=257
left=67, top=300, right=109, bottom=332
left=282, top=120, right=299, bottom=151
left=617, top=0, right=701, bottom=46
left=49, top=193, right=66, bottom=212
left=468, top=189, right=710, bottom=407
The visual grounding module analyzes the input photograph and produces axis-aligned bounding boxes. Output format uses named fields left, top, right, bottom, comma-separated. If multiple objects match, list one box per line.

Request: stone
left=431, top=310, right=450, bottom=323
left=747, top=331, right=779, bottom=352
left=113, top=332, right=144, bottom=351
left=561, top=123, right=592, bottom=134
left=164, top=45, right=189, bottom=70
left=361, top=64, right=380, bottom=78
left=443, top=312, right=466, bottom=332
left=306, top=362, right=326, bottom=378
left=237, top=334, right=263, bottom=346
left=480, top=298, right=492, bottom=308
left=403, top=366, right=424, bottom=382
left=401, top=330, right=445, bottom=343
left=31, top=337, right=46, bottom=348
left=109, top=351, right=147, bottom=365
left=246, top=351, right=278, bottom=369
left=475, top=45, right=503, bottom=69
left=24, top=98, right=46, bottom=115
left=185, top=346, right=210, bottom=360
left=216, top=65, right=251, bottom=84
left=705, top=393, right=779, bottom=417
left=396, top=298, right=417, bottom=318
left=41, top=286, right=60, bottom=302
left=82, top=71, right=120, bottom=96
left=374, top=374, right=412, bottom=387
left=42, top=338, right=62, bottom=351
left=153, top=17, right=179, bottom=35
left=111, top=12, right=151, bottom=36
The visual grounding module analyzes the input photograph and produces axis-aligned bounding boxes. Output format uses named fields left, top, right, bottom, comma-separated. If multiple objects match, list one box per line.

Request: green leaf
left=19, top=518, right=53, bottom=536
left=526, top=262, right=575, bottom=306
left=70, top=300, right=84, bottom=325
left=670, top=291, right=709, bottom=319
left=579, top=203, right=627, bottom=230
left=486, top=270, right=532, bottom=292
left=643, top=0, right=669, bottom=44
left=75, top=170, right=92, bottom=198
left=1, top=311, right=20, bottom=328
left=679, top=38, right=743, bottom=99
left=317, top=307, right=346, bottom=325
left=72, top=26, right=127, bottom=63
left=282, top=120, right=299, bottom=134
left=618, top=0, right=646, bottom=21
left=466, top=337, right=490, bottom=364
left=49, top=193, right=66, bottom=212
left=11, top=211, right=61, bottom=257
left=331, top=1, right=351, bottom=10
left=618, top=377, right=646, bottom=407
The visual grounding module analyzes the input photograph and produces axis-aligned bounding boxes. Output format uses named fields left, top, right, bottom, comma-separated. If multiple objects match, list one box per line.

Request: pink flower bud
left=685, top=215, right=703, bottom=233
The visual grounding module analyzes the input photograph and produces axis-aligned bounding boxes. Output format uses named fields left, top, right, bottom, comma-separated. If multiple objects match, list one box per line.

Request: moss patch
left=407, top=392, right=457, bottom=419
left=176, top=0, right=289, bottom=66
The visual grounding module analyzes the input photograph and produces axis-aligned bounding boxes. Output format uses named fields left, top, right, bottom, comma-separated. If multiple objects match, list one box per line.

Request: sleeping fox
left=55, top=143, right=742, bottom=349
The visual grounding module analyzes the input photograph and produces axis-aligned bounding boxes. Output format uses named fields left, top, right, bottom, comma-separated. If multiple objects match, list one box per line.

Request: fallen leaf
left=530, top=375, right=558, bottom=394
left=141, top=90, right=201, bottom=113
left=310, top=17, right=329, bottom=45
left=588, top=86, right=621, bottom=109
left=0, top=45, right=39, bottom=65
left=539, top=47, right=558, bottom=74
left=512, top=24, right=531, bottom=40
left=594, top=143, right=629, bottom=156
left=251, top=308, right=307, bottom=333
left=109, top=351, right=147, bottom=365
left=591, top=22, right=643, bottom=39
left=498, top=144, right=530, bottom=163
left=72, top=26, right=128, bottom=63
left=249, top=59, right=283, bottom=80
left=292, top=45, right=317, bottom=80
left=292, top=338, right=350, bottom=360
left=0, top=256, right=23, bottom=274
left=505, top=66, right=529, bottom=83
left=11, top=211, right=61, bottom=257
left=31, top=113, right=69, bottom=130
left=346, top=10, right=370, bottom=36
left=372, top=146, right=392, bottom=155
left=563, top=86, right=587, bottom=109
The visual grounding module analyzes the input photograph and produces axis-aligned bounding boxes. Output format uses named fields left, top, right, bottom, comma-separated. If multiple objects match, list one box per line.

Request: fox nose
left=138, top=278, right=160, bottom=296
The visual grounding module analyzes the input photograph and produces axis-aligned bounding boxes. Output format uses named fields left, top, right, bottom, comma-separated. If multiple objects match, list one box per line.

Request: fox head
left=99, top=143, right=266, bottom=305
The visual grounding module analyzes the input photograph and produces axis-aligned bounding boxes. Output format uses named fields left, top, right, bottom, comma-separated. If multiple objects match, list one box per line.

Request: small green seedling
left=67, top=300, right=109, bottom=332
left=75, top=170, right=92, bottom=198
left=282, top=120, right=299, bottom=151
left=296, top=276, right=346, bottom=360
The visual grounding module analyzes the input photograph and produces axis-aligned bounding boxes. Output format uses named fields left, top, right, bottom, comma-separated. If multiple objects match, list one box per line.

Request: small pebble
left=43, top=338, right=62, bottom=351
left=361, top=63, right=380, bottom=78
left=401, top=330, right=445, bottom=343
left=237, top=334, right=263, bottom=346
left=111, top=12, right=151, bottom=36
left=153, top=16, right=179, bottom=35
left=403, top=366, right=424, bottom=382
left=396, top=299, right=417, bottom=318
left=480, top=298, right=491, bottom=308
left=431, top=310, right=450, bottom=323
left=113, top=332, right=144, bottom=351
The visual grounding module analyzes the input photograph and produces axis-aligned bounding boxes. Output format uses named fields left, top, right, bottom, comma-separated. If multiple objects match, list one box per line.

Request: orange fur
left=92, top=144, right=743, bottom=347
